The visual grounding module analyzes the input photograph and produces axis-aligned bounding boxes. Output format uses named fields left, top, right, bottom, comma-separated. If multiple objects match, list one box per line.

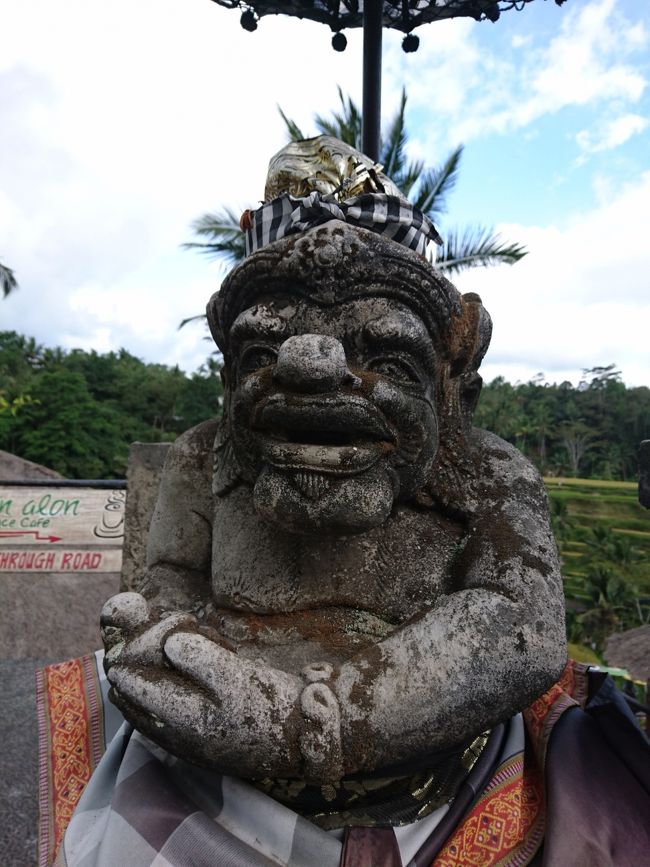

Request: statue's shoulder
left=468, top=427, right=547, bottom=499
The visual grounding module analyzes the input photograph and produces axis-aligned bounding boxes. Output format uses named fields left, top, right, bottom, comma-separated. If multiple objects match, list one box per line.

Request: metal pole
left=362, top=0, right=383, bottom=162
left=0, top=479, right=127, bottom=488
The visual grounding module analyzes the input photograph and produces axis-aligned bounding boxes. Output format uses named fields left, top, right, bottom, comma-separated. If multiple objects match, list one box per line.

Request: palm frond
left=376, top=90, right=427, bottom=199
left=188, top=207, right=242, bottom=237
left=181, top=208, right=246, bottom=266
left=412, top=146, right=463, bottom=220
left=397, top=159, right=424, bottom=199
left=184, top=88, right=528, bottom=314
left=0, top=261, right=18, bottom=298
left=178, top=314, right=208, bottom=330
left=435, top=226, right=528, bottom=275
left=314, top=86, right=361, bottom=149
left=278, top=106, right=305, bottom=142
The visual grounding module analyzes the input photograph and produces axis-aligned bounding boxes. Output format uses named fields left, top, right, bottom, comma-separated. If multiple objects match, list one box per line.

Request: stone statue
left=100, top=138, right=566, bottom=805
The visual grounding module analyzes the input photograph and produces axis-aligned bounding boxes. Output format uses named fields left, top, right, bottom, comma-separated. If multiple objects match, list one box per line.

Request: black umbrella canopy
left=210, top=0, right=564, bottom=31
left=209, top=0, right=568, bottom=160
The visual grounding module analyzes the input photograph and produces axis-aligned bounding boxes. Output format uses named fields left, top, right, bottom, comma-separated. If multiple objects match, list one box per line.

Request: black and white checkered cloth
left=244, top=191, right=443, bottom=257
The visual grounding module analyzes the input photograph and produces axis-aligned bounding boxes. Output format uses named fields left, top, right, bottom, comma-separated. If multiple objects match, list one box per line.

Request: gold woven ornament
left=264, top=135, right=407, bottom=204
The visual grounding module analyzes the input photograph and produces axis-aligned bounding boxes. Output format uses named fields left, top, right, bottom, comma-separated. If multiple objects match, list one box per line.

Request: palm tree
left=182, top=89, right=526, bottom=326
left=0, top=260, right=18, bottom=298
left=573, top=565, right=642, bottom=652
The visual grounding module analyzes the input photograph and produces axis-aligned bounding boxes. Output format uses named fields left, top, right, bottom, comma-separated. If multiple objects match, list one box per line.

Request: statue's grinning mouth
left=250, top=394, right=397, bottom=474
left=271, top=427, right=382, bottom=448
left=252, top=394, right=395, bottom=446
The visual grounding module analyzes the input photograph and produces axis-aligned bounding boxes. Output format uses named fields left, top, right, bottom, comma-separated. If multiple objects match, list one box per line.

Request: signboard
left=0, top=486, right=124, bottom=573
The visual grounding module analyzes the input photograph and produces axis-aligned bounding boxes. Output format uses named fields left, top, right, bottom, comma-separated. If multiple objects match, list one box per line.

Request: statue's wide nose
left=273, top=334, right=357, bottom=393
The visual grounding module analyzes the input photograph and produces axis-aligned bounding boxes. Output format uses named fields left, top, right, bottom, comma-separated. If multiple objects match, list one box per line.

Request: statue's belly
left=210, top=489, right=464, bottom=625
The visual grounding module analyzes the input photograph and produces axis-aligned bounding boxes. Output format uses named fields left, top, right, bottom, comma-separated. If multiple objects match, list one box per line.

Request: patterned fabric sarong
left=431, top=749, right=543, bottom=867
left=243, top=192, right=442, bottom=258
left=36, top=657, right=649, bottom=867
left=36, top=652, right=124, bottom=867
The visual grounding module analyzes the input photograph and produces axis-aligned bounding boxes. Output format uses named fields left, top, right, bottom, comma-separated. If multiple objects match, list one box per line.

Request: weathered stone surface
left=102, top=219, right=566, bottom=785
left=0, top=449, right=64, bottom=481
left=120, top=442, right=171, bottom=592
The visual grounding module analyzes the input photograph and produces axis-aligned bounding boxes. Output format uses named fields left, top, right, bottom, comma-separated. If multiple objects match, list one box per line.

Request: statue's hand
left=100, top=591, right=197, bottom=671
left=106, top=632, right=307, bottom=779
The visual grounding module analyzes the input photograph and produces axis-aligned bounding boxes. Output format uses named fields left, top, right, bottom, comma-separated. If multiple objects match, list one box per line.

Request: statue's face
left=228, top=295, right=440, bottom=533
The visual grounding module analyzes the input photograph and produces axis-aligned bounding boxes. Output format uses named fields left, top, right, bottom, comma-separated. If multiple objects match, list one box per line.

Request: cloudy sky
left=1, top=0, right=649, bottom=386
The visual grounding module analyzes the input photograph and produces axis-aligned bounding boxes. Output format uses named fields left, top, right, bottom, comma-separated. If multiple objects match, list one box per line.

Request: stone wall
left=120, top=442, right=171, bottom=592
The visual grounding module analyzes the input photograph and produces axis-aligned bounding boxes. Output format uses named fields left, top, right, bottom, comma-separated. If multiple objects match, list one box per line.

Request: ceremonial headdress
left=240, top=136, right=442, bottom=258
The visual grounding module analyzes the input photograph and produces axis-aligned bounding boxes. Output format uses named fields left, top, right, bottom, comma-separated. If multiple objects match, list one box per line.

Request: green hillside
left=544, top=477, right=650, bottom=652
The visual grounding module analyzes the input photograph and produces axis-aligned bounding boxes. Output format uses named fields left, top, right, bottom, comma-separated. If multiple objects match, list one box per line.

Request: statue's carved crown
left=208, top=220, right=491, bottom=381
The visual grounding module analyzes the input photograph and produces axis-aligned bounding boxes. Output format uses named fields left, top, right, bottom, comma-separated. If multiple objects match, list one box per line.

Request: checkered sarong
left=244, top=192, right=442, bottom=258
left=39, top=653, right=543, bottom=867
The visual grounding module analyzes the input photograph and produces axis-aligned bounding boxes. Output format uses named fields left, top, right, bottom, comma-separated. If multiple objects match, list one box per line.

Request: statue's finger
left=108, top=664, right=206, bottom=733
left=119, top=612, right=196, bottom=666
left=108, top=664, right=296, bottom=778
left=100, top=592, right=149, bottom=630
left=108, top=665, right=254, bottom=773
left=164, top=632, right=301, bottom=701
left=163, top=631, right=234, bottom=693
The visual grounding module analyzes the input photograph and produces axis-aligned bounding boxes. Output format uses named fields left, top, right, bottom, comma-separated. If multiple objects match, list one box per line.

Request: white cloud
left=454, top=170, right=650, bottom=386
left=576, top=113, right=648, bottom=155
left=511, top=34, right=531, bottom=49
left=1, top=0, right=649, bottom=392
left=393, top=0, right=648, bottom=149
left=0, top=0, right=364, bottom=370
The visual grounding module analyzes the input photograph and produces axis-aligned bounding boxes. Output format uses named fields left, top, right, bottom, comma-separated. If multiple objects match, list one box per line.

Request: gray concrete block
left=0, top=572, right=119, bottom=661
left=120, top=443, right=170, bottom=593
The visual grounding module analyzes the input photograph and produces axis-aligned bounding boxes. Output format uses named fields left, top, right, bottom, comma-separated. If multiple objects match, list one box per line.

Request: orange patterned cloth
left=36, top=654, right=106, bottom=867
left=432, top=660, right=590, bottom=867
left=523, top=659, right=588, bottom=769
left=433, top=749, right=544, bottom=867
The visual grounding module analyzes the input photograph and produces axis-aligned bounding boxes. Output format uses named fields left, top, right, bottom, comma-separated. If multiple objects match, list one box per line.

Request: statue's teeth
left=293, top=470, right=332, bottom=499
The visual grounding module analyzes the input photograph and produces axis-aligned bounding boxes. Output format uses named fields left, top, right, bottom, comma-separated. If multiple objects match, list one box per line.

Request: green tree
left=584, top=527, right=642, bottom=571
left=0, top=332, right=224, bottom=478
left=572, top=566, right=641, bottom=653
left=474, top=368, right=650, bottom=480
left=560, top=422, right=596, bottom=477
left=183, top=88, right=526, bottom=285
left=177, top=357, right=224, bottom=429
left=549, top=498, right=574, bottom=545
left=8, top=369, right=127, bottom=478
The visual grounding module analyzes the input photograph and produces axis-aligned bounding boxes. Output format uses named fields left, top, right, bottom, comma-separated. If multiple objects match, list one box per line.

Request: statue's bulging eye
left=239, top=344, right=278, bottom=375
left=366, top=356, right=420, bottom=384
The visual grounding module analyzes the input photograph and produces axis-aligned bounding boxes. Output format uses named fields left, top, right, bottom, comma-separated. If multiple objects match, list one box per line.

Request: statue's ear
left=449, top=292, right=492, bottom=378
left=213, top=372, right=243, bottom=496
left=445, top=292, right=492, bottom=429
left=460, top=370, right=483, bottom=424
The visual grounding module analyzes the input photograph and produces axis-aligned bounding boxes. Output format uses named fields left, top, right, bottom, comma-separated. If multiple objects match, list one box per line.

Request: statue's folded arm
left=332, top=431, right=566, bottom=776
